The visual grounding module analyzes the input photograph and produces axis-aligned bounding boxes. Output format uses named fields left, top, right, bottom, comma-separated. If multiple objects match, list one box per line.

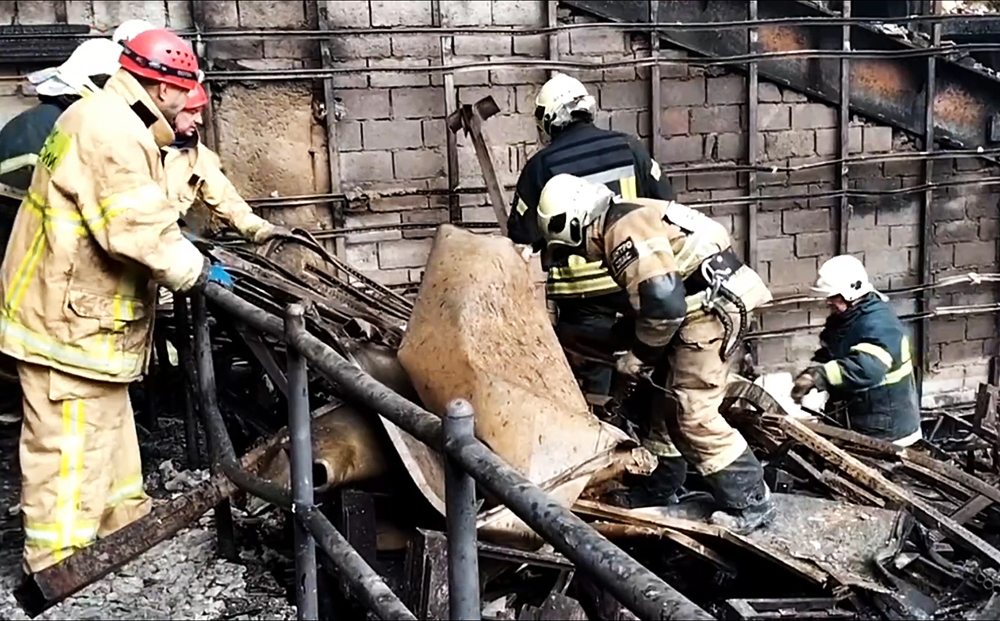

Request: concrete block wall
left=325, top=0, right=557, bottom=286
left=1, top=0, right=328, bottom=232
left=321, top=1, right=1000, bottom=406
left=1, top=0, right=998, bottom=406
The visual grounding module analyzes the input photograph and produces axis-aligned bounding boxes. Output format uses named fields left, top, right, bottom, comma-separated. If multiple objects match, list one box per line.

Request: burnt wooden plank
left=783, top=416, right=1000, bottom=569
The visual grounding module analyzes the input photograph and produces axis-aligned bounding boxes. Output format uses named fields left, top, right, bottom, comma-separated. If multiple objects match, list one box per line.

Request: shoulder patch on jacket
left=37, top=127, right=71, bottom=172
left=130, top=101, right=158, bottom=128
left=610, top=237, right=639, bottom=275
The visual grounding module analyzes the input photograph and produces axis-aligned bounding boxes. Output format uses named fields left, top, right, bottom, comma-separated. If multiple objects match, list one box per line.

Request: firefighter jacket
left=585, top=197, right=771, bottom=352
left=507, top=121, right=675, bottom=300
left=812, top=292, right=921, bottom=443
left=0, top=69, right=207, bottom=384
left=163, top=133, right=274, bottom=241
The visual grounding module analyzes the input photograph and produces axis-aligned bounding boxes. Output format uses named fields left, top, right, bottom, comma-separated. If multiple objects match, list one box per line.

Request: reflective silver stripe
left=0, top=153, right=38, bottom=176
left=0, top=181, right=26, bottom=201
left=580, top=165, right=635, bottom=187
left=893, top=429, right=922, bottom=447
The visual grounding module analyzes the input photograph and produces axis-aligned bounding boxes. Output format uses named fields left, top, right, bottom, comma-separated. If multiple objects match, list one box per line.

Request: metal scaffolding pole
left=286, top=304, right=319, bottom=620
left=837, top=0, right=852, bottom=255
left=204, top=284, right=713, bottom=620
left=443, top=399, right=481, bottom=620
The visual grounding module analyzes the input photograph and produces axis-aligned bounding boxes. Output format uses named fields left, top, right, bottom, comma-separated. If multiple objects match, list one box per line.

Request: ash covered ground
left=0, top=401, right=299, bottom=621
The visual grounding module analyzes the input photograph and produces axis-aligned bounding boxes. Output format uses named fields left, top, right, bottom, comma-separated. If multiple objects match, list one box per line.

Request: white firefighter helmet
left=537, top=174, right=613, bottom=247
left=112, top=19, right=156, bottom=44
left=534, top=72, right=597, bottom=138
left=28, top=38, right=124, bottom=98
left=812, top=255, right=875, bottom=302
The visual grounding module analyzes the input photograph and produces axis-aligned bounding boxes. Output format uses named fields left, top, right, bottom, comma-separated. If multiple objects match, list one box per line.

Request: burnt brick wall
left=0, top=0, right=194, bottom=124
left=1, top=0, right=997, bottom=405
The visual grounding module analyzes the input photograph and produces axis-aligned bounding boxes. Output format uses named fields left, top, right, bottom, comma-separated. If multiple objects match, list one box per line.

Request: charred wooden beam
left=0, top=25, right=88, bottom=65
left=783, top=416, right=1000, bottom=569
left=725, top=597, right=857, bottom=620
left=952, top=494, right=993, bottom=525
left=14, top=433, right=281, bottom=617
left=589, top=520, right=738, bottom=576
left=901, top=458, right=973, bottom=501
left=820, top=469, right=887, bottom=508
left=803, top=419, right=1000, bottom=505
left=786, top=450, right=885, bottom=507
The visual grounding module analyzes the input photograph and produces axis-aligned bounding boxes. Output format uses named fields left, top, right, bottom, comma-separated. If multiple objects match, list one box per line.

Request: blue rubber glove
left=207, top=264, right=235, bottom=289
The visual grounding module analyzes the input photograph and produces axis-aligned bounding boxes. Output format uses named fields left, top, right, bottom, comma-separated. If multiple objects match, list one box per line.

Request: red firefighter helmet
left=184, top=83, right=208, bottom=111
left=119, top=28, right=199, bottom=91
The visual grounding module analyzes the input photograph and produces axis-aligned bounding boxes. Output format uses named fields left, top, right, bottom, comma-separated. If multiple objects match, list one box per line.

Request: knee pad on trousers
left=702, top=448, right=768, bottom=511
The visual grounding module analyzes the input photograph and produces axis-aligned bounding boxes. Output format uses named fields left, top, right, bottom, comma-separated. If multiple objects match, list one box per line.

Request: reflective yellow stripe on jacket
left=546, top=255, right=621, bottom=298
left=545, top=171, right=640, bottom=299
left=0, top=315, right=141, bottom=375
left=0, top=152, right=38, bottom=176
left=106, top=473, right=145, bottom=507
left=1, top=190, right=144, bottom=376
left=883, top=335, right=914, bottom=386
left=823, top=336, right=913, bottom=388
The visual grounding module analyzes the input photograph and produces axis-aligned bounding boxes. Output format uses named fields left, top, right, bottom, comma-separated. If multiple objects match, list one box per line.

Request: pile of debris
left=7, top=224, right=1000, bottom=621
left=193, top=226, right=1000, bottom=619
left=942, top=1, right=1000, bottom=15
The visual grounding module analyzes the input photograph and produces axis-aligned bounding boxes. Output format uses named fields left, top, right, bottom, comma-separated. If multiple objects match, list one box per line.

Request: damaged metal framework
left=564, top=0, right=1000, bottom=150
left=196, top=282, right=712, bottom=620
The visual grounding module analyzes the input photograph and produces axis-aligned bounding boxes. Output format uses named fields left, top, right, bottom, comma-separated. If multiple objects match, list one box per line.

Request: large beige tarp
left=398, top=225, right=627, bottom=543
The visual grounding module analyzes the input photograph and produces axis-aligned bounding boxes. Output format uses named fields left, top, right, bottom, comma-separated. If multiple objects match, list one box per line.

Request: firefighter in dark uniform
left=536, top=173, right=777, bottom=534
left=791, top=255, right=922, bottom=446
left=508, top=73, right=685, bottom=505
left=0, top=38, right=124, bottom=258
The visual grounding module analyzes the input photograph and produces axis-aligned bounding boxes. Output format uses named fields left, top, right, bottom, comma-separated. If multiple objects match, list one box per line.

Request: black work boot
left=703, top=448, right=777, bottom=535
left=709, top=487, right=776, bottom=535
left=606, top=456, right=688, bottom=509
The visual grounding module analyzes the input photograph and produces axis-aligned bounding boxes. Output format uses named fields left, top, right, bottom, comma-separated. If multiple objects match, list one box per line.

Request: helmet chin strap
left=536, top=125, right=551, bottom=146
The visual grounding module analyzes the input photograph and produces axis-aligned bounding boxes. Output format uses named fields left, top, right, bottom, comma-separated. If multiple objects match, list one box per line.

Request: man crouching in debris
left=163, top=82, right=291, bottom=242
left=791, top=255, right=922, bottom=447
left=0, top=29, right=236, bottom=576
left=535, top=174, right=777, bottom=534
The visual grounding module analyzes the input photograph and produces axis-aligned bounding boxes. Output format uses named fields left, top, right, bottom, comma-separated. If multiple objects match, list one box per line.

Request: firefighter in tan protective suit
left=536, top=174, right=776, bottom=533
left=164, top=83, right=289, bottom=242
left=0, top=29, right=235, bottom=574
left=107, top=20, right=287, bottom=242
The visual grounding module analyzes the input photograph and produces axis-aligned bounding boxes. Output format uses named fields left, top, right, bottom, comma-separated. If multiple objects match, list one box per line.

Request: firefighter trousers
left=17, top=362, right=150, bottom=573
left=650, top=310, right=753, bottom=479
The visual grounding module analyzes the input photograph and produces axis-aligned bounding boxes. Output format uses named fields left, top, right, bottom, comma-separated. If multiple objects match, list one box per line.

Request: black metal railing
left=196, top=283, right=714, bottom=620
